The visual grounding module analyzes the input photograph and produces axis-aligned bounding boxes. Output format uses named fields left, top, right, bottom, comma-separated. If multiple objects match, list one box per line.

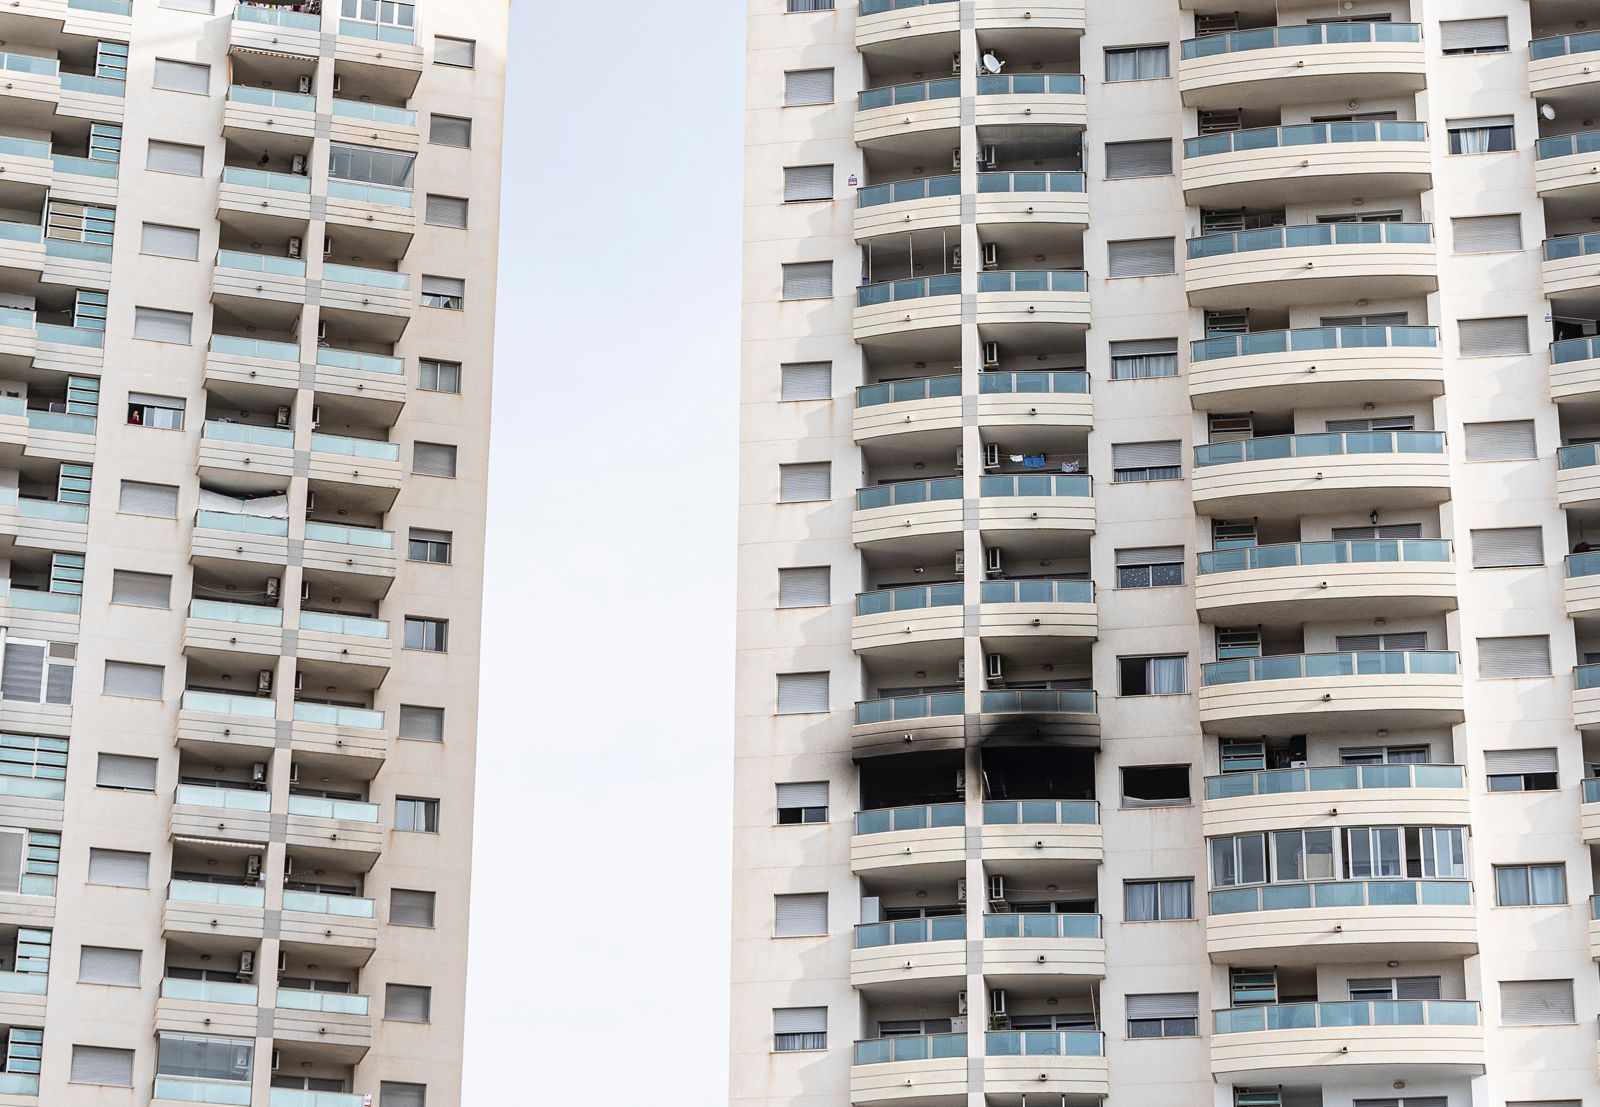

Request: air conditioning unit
left=955, top=446, right=964, bottom=472
left=293, top=670, right=304, bottom=692
left=256, top=669, right=273, bottom=694
left=306, top=491, right=317, bottom=512
left=316, top=320, right=328, bottom=341
left=950, top=246, right=961, bottom=271
left=955, top=768, right=966, bottom=796
left=251, top=762, right=267, bottom=783
left=323, top=237, right=335, bottom=257
left=951, top=52, right=961, bottom=76
left=245, top=854, right=262, bottom=880
left=283, top=856, right=294, bottom=876
left=277, top=950, right=288, bottom=973
left=987, top=876, right=1006, bottom=905
left=989, top=987, right=1007, bottom=1015
left=1289, top=759, right=1307, bottom=768
left=288, top=762, right=300, bottom=785
left=980, top=144, right=998, bottom=170
left=985, top=547, right=1004, bottom=577
left=300, top=580, right=310, bottom=602
left=954, top=551, right=965, bottom=577
left=985, top=652, right=1004, bottom=682
left=957, top=658, right=966, bottom=684
left=981, top=242, right=1000, bottom=269
left=266, top=577, right=280, bottom=600
left=275, top=405, right=291, bottom=429
left=982, top=341, right=1000, bottom=368
left=270, top=1049, right=281, bottom=1072
left=956, top=878, right=967, bottom=901
left=287, top=236, right=302, bottom=259
left=950, top=147, right=961, bottom=171
left=310, top=405, right=322, bottom=430
left=957, top=990, right=969, bottom=1015
left=238, top=951, right=255, bottom=978
left=331, top=74, right=342, bottom=94
left=297, top=74, right=312, bottom=95
left=291, top=154, right=307, bottom=177
left=982, top=442, right=1001, bottom=470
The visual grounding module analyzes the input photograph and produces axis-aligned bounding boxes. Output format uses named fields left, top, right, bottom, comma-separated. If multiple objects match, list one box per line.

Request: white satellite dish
left=982, top=52, right=1005, bottom=74
left=1540, top=103, right=1556, bottom=122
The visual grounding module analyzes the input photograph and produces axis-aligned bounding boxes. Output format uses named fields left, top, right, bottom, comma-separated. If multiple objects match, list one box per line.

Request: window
left=119, top=480, right=178, bottom=518
left=78, top=946, right=140, bottom=986
left=1122, top=766, right=1190, bottom=808
left=127, top=392, right=185, bottom=430
left=1495, top=863, right=1566, bottom=906
left=778, top=567, right=829, bottom=608
left=1440, top=16, right=1508, bottom=55
left=1124, top=879, right=1192, bottom=921
left=1109, top=339, right=1178, bottom=379
left=1105, top=45, right=1169, bottom=81
left=782, top=261, right=832, bottom=300
left=419, top=359, right=461, bottom=394
left=96, top=40, right=128, bottom=82
left=1463, top=420, right=1535, bottom=461
left=1470, top=527, right=1542, bottom=569
left=773, top=1006, right=826, bottom=1051
left=428, top=114, right=472, bottom=148
left=781, top=362, right=831, bottom=400
left=88, top=123, right=122, bottom=164
left=329, top=143, right=415, bottom=189
left=784, top=165, right=833, bottom=203
left=787, top=0, right=833, bottom=10
left=1477, top=636, right=1552, bottom=678
left=1210, top=827, right=1466, bottom=886
left=1112, top=441, right=1181, bottom=483
left=385, top=984, right=432, bottom=1023
left=413, top=442, right=457, bottom=477
left=1485, top=748, right=1558, bottom=792
left=1448, top=116, right=1514, bottom=155
left=1, top=640, right=75, bottom=705
left=1120, top=655, right=1187, bottom=695
left=424, top=195, right=468, bottom=228
left=1452, top=214, right=1521, bottom=253
left=152, top=59, right=209, bottom=94
left=420, top=276, right=464, bottom=310
left=778, top=462, right=830, bottom=502
left=408, top=529, right=452, bottom=564
left=96, top=753, right=156, bottom=792
left=1115, top=546, right=1184, bottom=588
left=1126, top=993, right=1197, bottom=1038
left=399, top=705, right=444, bottom=743
left=44, top=200, right=113, bottom=250
left=1499, top=980, right=1575, bottom=1025
left=1459, top=316, right=1529, bottom=356
left=1108, top=238, right=1176, bottom=278
left=380, top=1083, right=426, bottom=1107
left=776, top=672, right=828, bottom=714
left=777, top=781, right=828, bottom=825
left=395, top=797, right=439, bottom=833
left=403, top=617, right=448, bottom=652
left=1348, top=977, right=1441, bottom=1002
left=434, top=36, right=476, bottom=67
left=111, top=570, right=171, bottom=608
left=87, top=848, right=149, bottom=888
left=103, top=660, right=163, bottom=700
left=70, top=1045, right=133, bottom=1087
left=146, top=140, right=203, bottom=177
left=1105, top=139, right=1172, bottom=179
left=140, top=223, right=199, bottom=260
left=132, top=307, right=193, bottom=344
left=774, top=892, right=828, bottom=937
left=390, top=888, right=436, bottom=927
left=784, top=68, right=834, bottom=106
left=158, top=1033, right=252, bottom=1089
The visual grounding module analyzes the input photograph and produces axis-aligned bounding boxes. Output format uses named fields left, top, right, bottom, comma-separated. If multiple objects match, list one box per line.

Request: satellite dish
left=982, top=52, right=1005, bottom=74
left=1540, top=103, right=1557, bottom=122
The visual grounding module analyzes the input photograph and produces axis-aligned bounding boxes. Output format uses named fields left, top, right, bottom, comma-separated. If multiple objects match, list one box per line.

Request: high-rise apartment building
left=0, top=1, right=504, bottom=1103
left=734, top=2, right=1600, bottom=1105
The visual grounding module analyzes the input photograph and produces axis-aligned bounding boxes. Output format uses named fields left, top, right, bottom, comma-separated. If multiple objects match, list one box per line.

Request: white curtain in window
left=1148, top=656, right=1187, bottom=694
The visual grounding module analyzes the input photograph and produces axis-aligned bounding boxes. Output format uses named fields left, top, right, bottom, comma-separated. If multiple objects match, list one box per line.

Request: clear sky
left=461, top=2, right=743, bottom=1098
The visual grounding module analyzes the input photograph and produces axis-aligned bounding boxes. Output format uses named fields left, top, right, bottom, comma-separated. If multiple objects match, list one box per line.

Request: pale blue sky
left=462, top=2, right=743, bottom=1098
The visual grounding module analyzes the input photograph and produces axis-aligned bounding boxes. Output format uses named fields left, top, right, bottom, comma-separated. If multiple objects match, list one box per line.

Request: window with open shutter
left=774, top=892, right=828, bottom=936
left=141, top=223, right=199, bottom=260
left=1459, top=317, right=1529, bottom=356
left=777, top=781, right=828, bottom=823
left=385, top=984, right=431, bottom=1023
left=146, top=140, right=203, bottom=177
left=1463, top=420, right=1536, bottom=461
left=773, top=1006, right=827, bottom=1051
left=777, top=672, right=828, bottom=714
left=111, top=570, right=171, bottom=608
left=1478, top=636, right=1551, bottom=678
left=428, top=114, right=472, bottom=148
left=1105, top=140, right=1172, bottom=179
left=79, top=946, right=140, bottom=986
left=1452, top=215, right=1521, bottom=253
left=103, top=661, right=163, bottom=700
left=421, top=276, right=464, bottom=309
left=96, top=754, right=156, bottom=791
left=391, top=889, right=436, bottom=927
left=133, top=307, right=192, bottom=344
left=412, top=443, right=457, bottom=478
left=1109, top=338, right=1178, bottom=379
left=781, top=362, right=831, bottom=400
left=153, top=59, right=209, bottom=94
left=119, top=481, right=178, bottom=517
left=1440, top=17, right=1508, bottom=54
left=779, top=462, right=830, bottom=502
left=1108, top=238, right=1175, bottom=277
left=380, top=1082, right=427, bottom=1107
left=399, top=705, right=444, bottom=743
left=785, top=69, right=834, bottom=106
left=1126, top=992, right=1198, bottom=1037
left=1500, top=980, right=1575, bottom=1024
left=0, top=833, right=22, bottom=893
left=1471, top=527, right=1542, bottom=568
left=782, top=262, right=832, bottom=300
left=70, top=1045, right=133, bottom=1086
left=1485, top=748, right=1558, bottom=776
left=784, top=165, right=833, bottom=203
left=87, top=848, right=149, bottom=888
left=425, top=195, right=468, bottom=228
left=778, top=567, right=830, bottom=608
left=434, top=36, right=476, bottom=67
left=1112, top=440, right=1181, bottom=481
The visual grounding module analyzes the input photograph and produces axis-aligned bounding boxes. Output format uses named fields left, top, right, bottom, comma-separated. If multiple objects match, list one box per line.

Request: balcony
left=219, top=165, right=313, bottom=222
left=1574, top=665, right=1600, bottom=730
left=984, top=1031, right=1106, bottom=1097
left=976, top=270, right=1089, bottom=335
left=852, top=692, right=965, bottom=757
left=1557, top=444, right=1600, bottom=511
left=13, top=496, right=89, bottom=554
left=269, top=1092, right=371, bottom=1107
left=279, top=890, right=377, bottom=958
left=974, top=73, right=1086, bottom=129
left=307, top=433, right=402, bottom=497
left=1591, top=897, right=1600, bottom=962
left=191, top=509, right=291, bottom=569
left=0, top=50, right=60, bottom=114
left=331, top=98, right=419, bottom=153
left=284, top=794, right=383, bottom=860
left=184, top=599, right=285, bottom=659
left=0, top=137, right=51, bottom=190
left=979, top=688, right=1098, bottom=742
left=1567, top=553, right=1600, bottom=619
left=854, top=375, right=961, bottom=446
left=275, top=987, right=373, bottom=1056
left=333, top=16, right=424, bottom=77
left=313, top=348, right=408, bottom=409
left=1204, top=763, right=1469, bottom=838
left=1537, top=130, right=1600, bottom=202
left=1192, top=431, right=1450, bottom=517
left=855, top=0, right=960, bottom=47
left=325, top=178, right=415, bottom=238
left=1543, top=233, right=1600, bottom=312
left=977, top=473, right=1095, bottom=540
left=223, top=84, right=317, bottom=140
left=206, top=335, right=303, bottom=393
left=851, top=1033, right=966, bottom=1107
left=162, top=879, right=266, bottom=941
left=1582, top=778, right=1600, bottom=844
left=1178, top=23, right=1425, bottom=108
left=177, top=689, right=278, bottom=754
left=982, top=912, right=1104, bottom=980
left=290, top=702, right=387, bottom=768
left=978, top=578, right=1095, bottom=642
left=1209, top=1000, right=1483, bottom=1082
left=972, top=0, right=1082, bottom=31
left=296, top=611, right=391, bottom=676
left=1530, top=31, right=1600, bottom=97
left=0, top=586, right=77, bottom=645
left=1552, top=336, right=1600, bottom=404
left=855, top=175, right=961, bottom=240
left=0, top=223, right=43, bottom=273
left=851, top=915, right=964, bottom=989
left=0, top=971, right=47, bottom=1029
left=302, top=522, right=396, bottom=580
left=853, top=478, right=962, bottom=550
left=855, top=276, right=960, bottom=345
left=321, top=263, right=411, bottom=319
left=851, top=803, right=965, bottom=875
left=199, top=420, right=296, bottom=483
left=855, top=78, right=960, bottom=147
left=857, top=172, right=1089, bottom=241
left=156, top=977, right=259, bottom=1038
left=232, top=2, right=322, bottom=57
left=1188, top=325, right=1442, bottom=411
left=1199, top=650, right=1464, bottom=733
left=980, top=798, right=1100, bottom=862
left=1182, top=121, right=1431, bottom=207
left=974, top=370, right=1091, bottom=434
left=212, top=250, right=308, bottom=305
left=154, top=1076, right=253, bottom=1107
left=853, top=583, right=963, bottom=658
left=1195, top=539, right=1455, bottom=623
left=170, top=783, right=271, bottom=848
left=1185, top=223, right=1437, bottom=310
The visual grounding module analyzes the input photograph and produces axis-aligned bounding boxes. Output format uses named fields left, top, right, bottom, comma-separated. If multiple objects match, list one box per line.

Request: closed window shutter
left=421, top=275, right=465, bottom=300
left=132, top=307, right=193, bottom=343
left=1500, top=980, right=1575, bottom=1024
left=413, top=443, right=457, bottom=478
left=153, top=59, right=209, bottom=94
left=385, top=984, right=431, bottom=1022
left=1115, top=545, right=1184, bottom=567
left=380, top=1083, right=427, bottom=1107
left=428, top=115, right=472, bottom=147
left=103, top=661, right=163, bottom=700
left=1451, top=115, right=1514, bottom=131
left=1337, top=632, right=1428, bottom=652
left=1478, top=636, right=1552, bottom=678
left=1452, top=215, right=1520, bottom=254
left=391, top=889, right=436, bottom=927
left=141, top=223, right=199, bottom=260
left=778, top=567, right=830, bottom=607
left=777, top=781, right=828, bottom=808
left=1105, top=140, right=1172, bottom=179
left=1325, top=416, right=1414, bottom=433
left=1110, top=338, right=1177, bottom=357
left=1441, top=17, right=1508, bottom=51
left=1332, top=524, right=1422, bottom=540
left=779, top=462, right=830, bottom=502
left=1463, top=420, right=1536, bottom=461
left=96, top=754, right=156, bottom=791
left=1113, top=441, right=1181, bottom=468
left=784, top=165, right=833, bottom=202
left=784, top=68, right=834, bottom=106
left=87, top=848, right=149, bottom=888
left=1471, top=527, right=1542, bottom=568
left=773, top=1006, right=827, bottom=1034
left=774, top=892, right=828, bottom=936
left=1108, top=238, right=1175, bottom=277
left=434, top=36, right=476, bottom=67
left=79, top=946, right=141, bottom=986
left=782, top=262, right=832, bottom=300
left=1396, top=977, right=1442, bottom=1000
left=399, top=705, right=444, bottom=742
left=1459, top=317, right=1529, bottom=356
left=70, top=1045, right=134, bottom=1086
left=111, top=570, right=171, bottom=608
left=146, top=140, right=203, bottom=177
left=119, top=481, right=178, bottom=517
left=1126, top=993, right=1198, bottom=1018
left=777, top=672, right=828, bottom=714
left=47, top=646, right=74, bottom=705
left=1, top=644, right=44, bottom=702
left=781, top=362, right=831, bottom=400
left=1484, top=748, right=1558, bottom=775
left=425, top=195, right=468, bottom=228
left=0, top=833, right=22, bottom=891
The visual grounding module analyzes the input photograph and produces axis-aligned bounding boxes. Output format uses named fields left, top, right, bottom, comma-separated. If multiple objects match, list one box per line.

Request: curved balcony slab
left=855, top=0, right=960, bottom=49
left=977, top=688, right=1099, bottom=743
left=1543, top=235, right=1600, bottom=309
left=1182, top=124, right=1430, bottom=207
left=1195, top=540, right=1455, bottom=624
left=1529, top=34, right=1600, bottom=97
left=854, top=376, right=963, bottom=445
left=855, top=79, right=960, bottom=148
left=853, top=694, right=967, bottom=758
left=1185, top=227, right=1437, bottom=310
left=983, top=1034, right=1106, bottom=1098
left=1199, top=652, right=1463, bottom=733
left=1187, top=326, right=1442, bottom=411
left=1574, top=666, right=1600, bottom=731
left=975, top=370, right=1091, bottom=433
left=851, top=922, right=965, bottom=990
left=855, top=278, right=962, bottom=346
left=1178, top=26, right=1426, bottom=108
left=1202, top=764, right=1468, bottom=840
left=853, top=479, right=964, bottom=550
left=977, top=579, right=1097, bottom=642
left=1535, top=132, right=1600, bottom=201
left=1566, top=559, right=1600, bottom=618
left=974, top=80, right=1086, bottom=130
left=975, top=270, right=1090, bottom=332
left=851, top=1036, right=967, bottom=1107
left=980, top=800, right=1102, bottom=863
left=1191, top=433, right=1450, bottom=517
left=852, top=584, right=965, bottom=658
left=855, top=189, right=960, bottom=242
left=981, top=913, right=1105, bottom=981
left=973, top=0, right=1083, bottom=31
left=1209, top=1001, right=1484, bottom=1084
left=1582, top=781, right=1600, bottom=844
left=977, top=474, right=1095, bottom=538
left=974, top=172, right=1089, bottom=230
left=1551, top=338, right=1600, bottom=404
left=1557, top=448, right=1600, bottom=510
left=851, top=805, right=967, bottom=875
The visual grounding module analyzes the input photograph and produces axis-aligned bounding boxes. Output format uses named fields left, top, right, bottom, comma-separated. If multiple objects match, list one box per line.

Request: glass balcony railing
left=1181, top=21, right=1421, bottom=59
left=160, top=977, right=259, bottom=1006
left=1202, top=650, right=1459, bottom=686
left=0, top=307, right=32, bottom=330
left=211, top=334, right=301, bottom=362
left=977, top=269, right=1088, bottom=293
left=1188, top=221, right=1433, bottom=260
left=287, top=794, right=380, bottom=822
left=0, top=970, right=42, bottom=998
left=0, top=1075, right=38, bottom=1096
left=860, top=0, right=957, bottom=14
left=327, top=179, right=413, bottom=207
left=0, top=397, right=20, bottom=419
left=293, top=701, right=384, bottom=730
left=0, top=222, right=43, bottom=245
left=332, top=99, right=417, bottom=126
left=271, top=1091, right=371, bottom=1107
left=1537, top=129, right=1600, bottom=161
left=180, top=689, right=276, bottom=719
left=175, top=783, right=271, bottom=812
left=1210, top=878, right=1471, bottom=916
left=857, top=374, right=961, bottom=408
left=854, top=692, right=964, bottom=726
left=854, top=1033, right=966, bottom=1065
left=978, top=370, right=1089, bottom=396
left=0, top=51, right=59, bottom=77
left=977, top=170, right=1087, bottom=196
left=1195, top=430, right=1446, bottom=467
left=983, top=798, right=1098, bottom=824
left=236, top=2, right=321, bottom=29
left=1206, top=763, right=1465, bottom=800
left=1581, top=778, right=1600, bottom=803
left=68, top=0, right=132, bottom=12
left=1553, top=336, right=1600, bottom=365
left=19, top=498, right=87, bottom=524
left=304, top=521, right=394, bottom=549
left=1544, top=232, right=1600, bottom=262
left=299, top=611, right=389, bottom=639
left=277, top=988, right=370, bottom=1015
left=216, top=249, right=306, bottom=278
left=854, top=914, right=964, bottom=948
left=203, top=420, right=294, bottom=449
left=0, top=776, right=62, bottom=801
left=339, top=18, right=416, bottom=44
left=1558, top=443, right=1600, bottom=470
left=222, top=165, right=312, bottom=194
left=1566, top=551, right=1600, bottom=579
left=857, top=274, right=961, bottom=307
left=35, top=322, right=103, bottom=348
left=855, top=477, right=961, bottom=511
left=44, top=238, right=111, bottom=264
left=857, top=174, right=960, bottom=209
left=1198, top=538, right=1450, bottom=575
left=854, top=802, right=964, bottom=835
left=153, top=1077, right=251, bottom=1106
left=168, top=879, right=265, bottom=909
left=1186, top=120, right=1426, bottom=159
left=309, top=432, right=400, bottom=461
left=53, top=153, right=118, bottom=178
left=858, top=77, right=960, bottom=111
left=1213, top=999, right=1478, bottom=1034
left=855, top=582, right=962, bottom=617
left=979, top=473, right=1093, bottom=497
left=977, top=73, right=1085, bottom=95
left=189, top=598, right=284, bottom=628
left=195, top=510, right=290, bottom=537
left=1531, top=30, right=1600, bottom=61
left=0, top=136, right=51, bottom=161
left=316, top=346, right=405, bottom=375
left=981, top=688, right=1097, bottom=714
left=59, top=73, right=124, bottom=97
left=979, top=578, right=1093, bottom=604
left=1191, top=324, right=1438, bottom=363
left=984, top=912, right=1101, bottom=939
left=9, top=588, right=79, bottom=615
left=323, top=263, right=410, bottom=291
left=987, top=1030, right=1104, bottom=1057
left=228, top=84, right=315, bottom=112
left=281, top=889, right=376, bottom=918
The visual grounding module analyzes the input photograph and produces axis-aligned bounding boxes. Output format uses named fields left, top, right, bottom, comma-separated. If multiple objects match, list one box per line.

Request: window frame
left=395, top=796, right=440, bottom=833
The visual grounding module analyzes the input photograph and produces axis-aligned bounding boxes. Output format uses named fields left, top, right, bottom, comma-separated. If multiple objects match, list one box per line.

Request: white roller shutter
left=141, top=223, right=199, bottom=260
left=1, top=644, right=44, bottom=702
left=1440, top=17, right=1508, bottom=52
left=412, top=443, right=457, bottom=477
left=79, top=946, right=141, bottom=986
left=153, top=59, right=209, bottom=94
left=1115, top=546, right=1184, bottom=567
left=380, top=1083, right=427, bottom=1107
left=1108, top=238, right=1175, bottom=277
left=1113, top=441, right=1181, bottom=468
left=1452, top=214, right=1521, bottom=254
left=1332, top=524, right=1422, bottom=540
left=96, top=753, right=156, bottom=791
left=784, top=69, right=834, bottom=106
left=399, top=705, right=444, bottom=743
left=70, top=1045, right=134, bottom=1086
left=421, top=275, right=464, bottom=302
left=103, top=661, right=164, bottom=700
left=146, top=140, right=203, bottom=177
left=773, top=1006, right=827, bottom=1033
left=777, top=781, right=829, bottom=808
left=111, top=570, right=171, bottom=608
left=777, top=672, right=828, bottom=714
left=1125, top=993, right=1198, bottom=1018
left=1459, top=317, right=1529, bottom=357
left=1483, top=748, right=1558, bottom=775
left=1110, top=338, right=1177, bottom=357
left=782, top=262, right=833, bottom=300
left=779, top=462, right=831, bottom=502
left=132, top=307, right=193, bottom=343
left=1500, top=980, right=1575, bottom=1024
left=781, top=362, right=832, bottom=401
left=774, top=892, right=828, bottom=936
left=390, top=889, right=435, bottom=927
left=1337, top=632, right=1428, bottom=652
left=434, top=36, right=476, bottom=67
left=1350, top=976, right=1441, bottom=1000
left=1470, top=527, right=1542, bottom=568
left=778, top=567, right=830, bottom=608
left=1463, top=420, right=1536, bottom=461
left=425, top=195, right=468, bottom=228
left=784, top=165, right=833, bottom=202
left=1477, top=636, right=1552, bottom=678
left=119, top=481, right=178, bottom=518
left=385, top=984, right=431, bottom=1023
left=87, top=848, right=149, bottom=888
left=1105, top=140, right=1172, bottom=179
left=428, top=114, right=472, bottom=148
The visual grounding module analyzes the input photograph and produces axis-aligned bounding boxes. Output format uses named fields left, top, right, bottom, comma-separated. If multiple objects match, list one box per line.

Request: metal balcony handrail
left=1191, top=324, right=1438, bottom=363
left=1205, top=763, right=1465, bottom=799
left=1188, top=221, right=1433, bottom=260
left=1195, top=429, right=1445, bottom=466
left=1198, top=538, right=1452, bottom=574
left=1202, top=649, right=1459, bottom=685
left=1185, top=119, right=1426, bottom=158
left=1181, top=21, right=1421, bottom=58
